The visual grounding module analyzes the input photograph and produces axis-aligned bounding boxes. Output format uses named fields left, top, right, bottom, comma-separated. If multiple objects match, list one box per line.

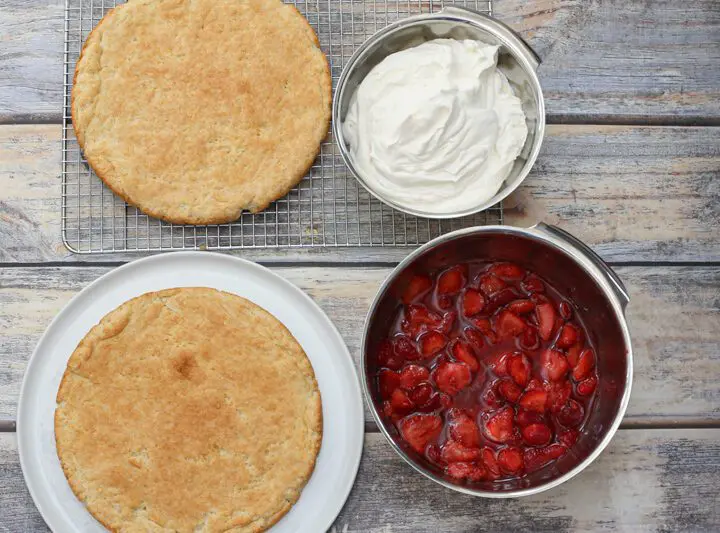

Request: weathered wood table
left=1, top=0, right=718, bottom=531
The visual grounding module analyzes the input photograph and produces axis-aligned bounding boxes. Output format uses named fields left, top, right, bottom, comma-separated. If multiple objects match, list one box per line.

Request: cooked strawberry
left=536, top=302, right=558, bottom=341
left=438, top=311, right=457, bottom=334
left=489, top=262, right=525, bottom=280
left=390, top=388, right=414, bottom=413
left=507, top=353, right=531, bottom=387
left=399, top=365, right=430, bottom=390
left=440, top=440, right=482, bottom=462
left=405, top=304, right=441, bottom=326
left=462, top=289, right=485, bottom=316
left=572, top=348, right=596, bottom=381
left=515, top=408, right=545, bottom=428
left=478, top=449, right=499, bottom=481
left=432, top=361, right=472, bottom=395
left=463, top=327, right=485, bottom=351
left=556, top=323, right=580, bottom=349
left=437, top=295, right=453, bottom=309
left=451, top=340, right=479, bottom=372
left=540, top=349, right=570, bottom=382
left=419, top=331, right=447, bottom=356
left=377, top=339, right=403, bottom=370
left=439, top=393, right=453, bottom=409
left=521, top=423, right=552, bottom=446
left=426, top=444, right=444, bottom=465
left=521, top=275, right=545, bottom=294
left=566, top=342, right=583, bottom=367
left=498, top=379, right=523, bottom=403
left=481, top=384, right=504, bottom=409
left=520, top=326, right=539, bottom=350
left=378, top=369, right=400, bottom=399
left=447, top=409, right=481, bottom=448
left=508, top=299, right=535, bottom=315
left=471, top=317, right=493, bottom=334
left=577, top=375, right=598, bottom=396
left=409, top=382, right=434, bottom=406
left=547, top=380, right=572, bottom=413
left=497, top=447, right=524, bottom=473
left=487, top=352, right=510, bottom=377
left=403, top=275, right=432, bottom=304
left=496, top=310, right=527, bottom=338
left=446, top=461, right=486, bottom=482
left=479, top=274, right=507, bottom=296
left=485, top=288, right=521, bottom=315
left=398, top=413, right=443, bottom=454
left=557, top=399, right=584, bottom=427
left=437, top=266, right=465, bottom=295
left=519, top=390, right=548, bottom=413
left=524, top=443, right=566, bottom=472
left=415, top=392, right=442, bottom=413
left=382, top=400, right=394, bottom=420
left=558, top=428, right=579, bottom=448
left=393, top=335, right=420, bottom=361
left=525, top=377, right=544, bottom=392
left=484, top=406, right=515, bottom=443
left=558, top=300, right=573, bottom=320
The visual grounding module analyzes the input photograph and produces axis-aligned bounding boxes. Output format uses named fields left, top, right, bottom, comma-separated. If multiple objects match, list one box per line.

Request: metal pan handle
left=533, top=223, right=630, bottom=311
left=440, top=6, right=541, bottom=71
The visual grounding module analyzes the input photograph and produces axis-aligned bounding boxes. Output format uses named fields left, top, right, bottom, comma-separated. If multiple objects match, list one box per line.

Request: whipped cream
left=342, top=39, right=528, bottom=214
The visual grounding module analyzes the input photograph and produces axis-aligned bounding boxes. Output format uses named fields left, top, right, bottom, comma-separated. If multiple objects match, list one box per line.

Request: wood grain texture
left=1, top=265, right=718, bottom=424
left=1, top=430, right=718, bottom=532
left=0, top=124, right=718, bottom=263
left=1, top=0, right=718, bottom=122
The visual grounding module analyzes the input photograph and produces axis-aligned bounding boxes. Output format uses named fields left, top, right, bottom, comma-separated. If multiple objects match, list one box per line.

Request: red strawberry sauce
left=374, top=261, right=599, bottom=482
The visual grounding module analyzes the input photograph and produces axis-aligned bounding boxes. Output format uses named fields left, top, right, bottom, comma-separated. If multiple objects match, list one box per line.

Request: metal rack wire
left=62, top=0, right=499, bottom=253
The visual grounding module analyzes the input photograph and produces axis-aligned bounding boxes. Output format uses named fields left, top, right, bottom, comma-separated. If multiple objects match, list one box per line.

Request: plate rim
left=16, top=250, right=364, bottom=532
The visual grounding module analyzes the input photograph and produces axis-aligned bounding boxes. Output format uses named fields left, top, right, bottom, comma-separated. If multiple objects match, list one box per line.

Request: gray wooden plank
left=0, top=124, right=718, bottom=263
left=1, top=429, right=718, bottom=532
left=1, top=265, right=718, bottom=424
left=1, top=0, right=718, bottom=122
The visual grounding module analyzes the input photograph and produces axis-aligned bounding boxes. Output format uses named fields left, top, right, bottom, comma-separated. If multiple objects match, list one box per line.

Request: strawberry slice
left=526, top=377, right=544, bottom=392
left=399, top=365, right=430, bottom=390
left=519, top=390, right=548, bottom=413
left=496, top=310, right=527, bottom=338
left=451, top=340, right=479, bottom=372
left=398, top=413, right=443, bottom=454
left=481, top=448, right=501, bottom=479
left=393, top=335, right=420, bottom=361
left=497, top=379, right=523, bottom=403
left=463, top=327, right=485, bottom=351
left=481, top=384, right=504, bottom=409
left=521, top=275, right=545, bottom=294
left=521, top=423, right=552, bottom=446
left=566, top=342, right=583, bottom=367
left=409, top=382, right=433, bottom=406
left=508, top=299, right=535, bottom=315
left=377, top=339, right=403, bottom=370
left=558, top=300, right=573, bottom=320
left=406, top=304, right=441, bottom=326
left=556, top=323, right=580, bottom=349
left=507, top=353, right=531, bottom=387
left=547, top=380, right=572, bottom=413
left=437, top=295, right=453, bottom=309
left=440, top=440, right=482, bottom=462
left=524, top=443, right=566, bottom=472
left=520, top=326, right=539, bottom=350
left=471, top=317, right=493, bottom=334
left=516, top=408, right=545, bottom=428
left=419, top=331, right=447, bottom=356
left=540, top=349, right=570, bottom=382
left=462, top=289, right=485, bottom=316
left=557, top=399, right=584, bottom=427
left=378, top=369, right=400, bottom=399
left=572, top=348, right=596, bottom=381
left=390, top=388, right=414, bottom=413
left=484, top=288, right=520, bottom=315
left=536, top=302, right=558, bottom=341
left=437, top=266, right=465, bottom=295
left=487, top=352, right=510, bottom=377
left=447, top=409, right=481, bottom=448
left=446, top=461, right=486, bottom=482
left=497, top=447, right=524, bottom=474
left=577, top=375, right=598, bottom=396
left=403, top=275, right=432, bottom=304
left=484, top=406, right=515, bottom=443
left=432, top=361, right=472, bottom=395
left=489, top=262, right=525, bottom=280
left=438, top=311, right=457, bottom=334
left=558, top=428, right=579, bottom=448
left=479, top=274, right=507, bottom=297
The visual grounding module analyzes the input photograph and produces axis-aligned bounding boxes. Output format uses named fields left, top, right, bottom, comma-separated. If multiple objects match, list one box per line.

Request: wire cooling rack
left=62, top=0, right=500, bottom=253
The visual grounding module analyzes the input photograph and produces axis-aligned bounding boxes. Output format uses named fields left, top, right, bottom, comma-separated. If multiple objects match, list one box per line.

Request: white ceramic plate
left=17, top=252, right=364, bottom=533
